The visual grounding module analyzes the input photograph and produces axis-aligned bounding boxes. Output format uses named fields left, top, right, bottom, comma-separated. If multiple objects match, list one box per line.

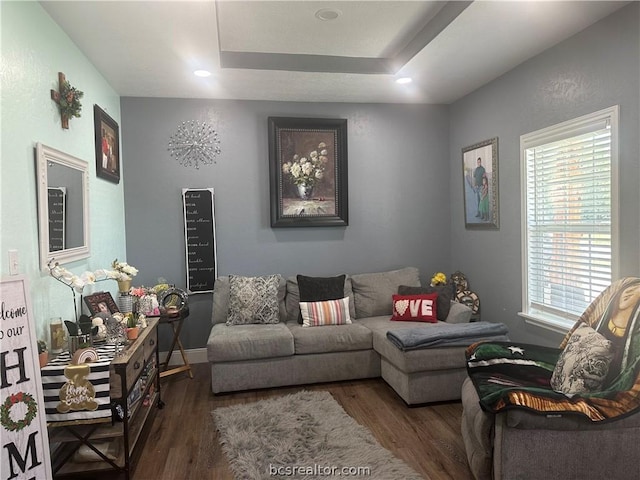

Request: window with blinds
left=520, top=106, right=619, bottom=331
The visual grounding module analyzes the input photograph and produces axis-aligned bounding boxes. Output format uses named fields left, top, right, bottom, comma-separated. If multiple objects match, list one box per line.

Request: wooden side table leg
left=174, top=335, right=194, bottom=379
left=159, top=315, right=193, bottom=379
left=162, top=321, right=180, bottom=371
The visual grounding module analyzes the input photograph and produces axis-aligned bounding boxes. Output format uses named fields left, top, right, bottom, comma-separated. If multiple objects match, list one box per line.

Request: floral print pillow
left=226, top=275, right=281, bottom=326
left=551, top=323, right=613, bottom=395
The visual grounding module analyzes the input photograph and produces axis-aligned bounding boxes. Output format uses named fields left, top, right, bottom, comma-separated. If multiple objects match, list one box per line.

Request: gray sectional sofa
left=206, top=267, right=475, bottom=404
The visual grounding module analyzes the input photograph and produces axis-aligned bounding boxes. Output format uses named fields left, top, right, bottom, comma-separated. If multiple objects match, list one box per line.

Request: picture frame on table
left=84, top=291, right=119, bottom=316
left=268, top=117, right=348, bottom=227
left=461, top=137, right=499, bottom=229
left=93, top=104, right=121, bottom=184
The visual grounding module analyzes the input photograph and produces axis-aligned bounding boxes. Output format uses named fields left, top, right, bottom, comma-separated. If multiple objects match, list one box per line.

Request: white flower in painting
left=301, top=162, right=314, bottom=176
left=282, top=141, right=329, bottom=188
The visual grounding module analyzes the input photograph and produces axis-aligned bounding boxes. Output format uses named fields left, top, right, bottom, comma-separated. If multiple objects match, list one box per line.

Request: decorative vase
left=39, top=352, right=49, bottom=368
left=49, top=317, right=65, bottom=354
left=118, top=293, right=134, bottom=313
left=138, top=294, right=157, bottom=315
left=297, top=184, right=314, bottom=200
left=68, top=333, right=92, bottom=355
left=117, top=279, right=132, bottom=293
left=126, top=327, right=139, bottom=341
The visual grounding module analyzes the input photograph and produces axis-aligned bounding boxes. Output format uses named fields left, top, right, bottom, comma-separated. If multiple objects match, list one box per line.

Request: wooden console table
left=46, top=318, right=162, bottom=479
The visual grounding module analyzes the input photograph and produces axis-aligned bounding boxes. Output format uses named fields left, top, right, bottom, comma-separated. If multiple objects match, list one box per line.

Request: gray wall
left=449, top=3, right=640, bottom=346
left=120, top=100, right=450, bottom=349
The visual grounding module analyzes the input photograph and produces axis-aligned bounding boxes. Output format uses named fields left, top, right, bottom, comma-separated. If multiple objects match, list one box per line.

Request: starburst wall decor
left=167, top=120, right=221, bottom=169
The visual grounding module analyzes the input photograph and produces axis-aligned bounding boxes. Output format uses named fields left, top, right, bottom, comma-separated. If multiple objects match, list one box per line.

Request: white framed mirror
left=36, top=143, right=90, bottom=270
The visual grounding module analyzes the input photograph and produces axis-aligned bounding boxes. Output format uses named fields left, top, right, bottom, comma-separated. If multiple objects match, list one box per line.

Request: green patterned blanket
left=466, top=278, right=640, bottom=422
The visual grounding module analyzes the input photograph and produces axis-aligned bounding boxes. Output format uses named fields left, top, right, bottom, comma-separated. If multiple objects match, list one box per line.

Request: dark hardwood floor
left=133, top=363, right=474, bottom=480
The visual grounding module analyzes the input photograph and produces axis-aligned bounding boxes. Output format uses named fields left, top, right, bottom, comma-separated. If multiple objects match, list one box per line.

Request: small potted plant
left=38, top=340, right=49, bottom=368
left=126, top=313, right=140, bottom=341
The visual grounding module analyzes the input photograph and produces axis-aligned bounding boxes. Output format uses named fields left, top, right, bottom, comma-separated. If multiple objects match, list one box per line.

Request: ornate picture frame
left=83, top=291, right=119, bottom=316
left=268, top=117, right=348, bottom=227
left=462, top=137, right=499, bottom=229
left=93, top=104, right=120, bottom=184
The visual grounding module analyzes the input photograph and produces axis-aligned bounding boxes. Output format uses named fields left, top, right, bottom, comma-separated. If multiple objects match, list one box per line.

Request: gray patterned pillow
left=550, top=323, right=613, bottom=395
left=226, top=275, right=281, bottom=325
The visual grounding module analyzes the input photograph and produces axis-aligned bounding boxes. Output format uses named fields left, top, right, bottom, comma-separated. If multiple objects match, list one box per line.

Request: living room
left=1, top=1, right=639, bottom=479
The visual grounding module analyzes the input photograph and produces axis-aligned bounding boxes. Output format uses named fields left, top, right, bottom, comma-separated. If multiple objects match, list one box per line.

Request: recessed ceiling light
left=395, top=77, right=412, bottom=85
left=315, top=8, right=341, bottom=21
left=194, top=70, right=212, bottom=78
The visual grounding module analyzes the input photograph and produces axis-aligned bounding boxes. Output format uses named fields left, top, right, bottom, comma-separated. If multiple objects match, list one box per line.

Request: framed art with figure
left=94, top=104, right=120, bottom=184
left=268, top=117, right=348, bottom=227
left=462, top=137, right=499, bottom=229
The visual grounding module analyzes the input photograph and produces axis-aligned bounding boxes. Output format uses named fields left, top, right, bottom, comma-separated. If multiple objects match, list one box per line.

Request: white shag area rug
left=212, top=390, right=423, bottom=480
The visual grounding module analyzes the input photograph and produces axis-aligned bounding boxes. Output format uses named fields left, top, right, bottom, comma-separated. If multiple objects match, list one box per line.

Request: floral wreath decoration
left=1, top=391, right=37, bottom=432
left=57, top=79, right=84, bottom=119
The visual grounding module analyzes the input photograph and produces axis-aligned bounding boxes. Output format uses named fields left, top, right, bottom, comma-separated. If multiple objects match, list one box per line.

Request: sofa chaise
left=207, top=267, right=503, bottom=404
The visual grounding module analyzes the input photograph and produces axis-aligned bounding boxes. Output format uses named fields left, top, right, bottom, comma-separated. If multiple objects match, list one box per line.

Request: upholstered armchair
left=461, top=277, right=640, bottom=480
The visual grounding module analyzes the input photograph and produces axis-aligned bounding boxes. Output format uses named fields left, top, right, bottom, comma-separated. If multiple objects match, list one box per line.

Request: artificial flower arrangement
left=111, top=259, right=138, bottom=281
left=282, top=142, right=328, bottom=189
left=47, top=258, right=138, bottom=293
left=431, top=272, right=448, bottom=286
left=130, top=283, right=169, bottom=316
left=47, top=258, right=139, bottom=334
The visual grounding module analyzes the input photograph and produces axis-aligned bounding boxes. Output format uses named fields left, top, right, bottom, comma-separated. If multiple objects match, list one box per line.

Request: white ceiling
left=40, top=0, right=629, bottom=104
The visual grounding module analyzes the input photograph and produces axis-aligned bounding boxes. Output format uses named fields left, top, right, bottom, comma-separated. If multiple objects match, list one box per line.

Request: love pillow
left=391, top=293, right=438, bottom=322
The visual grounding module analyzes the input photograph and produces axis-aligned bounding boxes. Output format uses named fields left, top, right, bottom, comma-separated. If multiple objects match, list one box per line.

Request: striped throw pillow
left=300, top=297, right=352, bottom=327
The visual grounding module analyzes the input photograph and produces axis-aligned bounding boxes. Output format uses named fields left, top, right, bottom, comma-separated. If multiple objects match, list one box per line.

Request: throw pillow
left=398, top=284, right=453, bottom=321
left=296, top=274, right=347, bottom=324
left=226, top=275, right=281, bottom=326
left=550, top=323, right=613, bottom=395
left=391, top=293, right=438, bottom=323
left=350, top=267, right=421, bottom=318
left=300, top=297, right=352, bottom=327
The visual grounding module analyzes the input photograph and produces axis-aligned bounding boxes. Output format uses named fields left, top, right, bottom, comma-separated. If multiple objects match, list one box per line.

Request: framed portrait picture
left=462, top=137, right=499, bottom=229
left=93, top=104, right=120, bottom=183
left=268, top=117, right=348, bottom=227
left=83, top=292, right=119, bottom=316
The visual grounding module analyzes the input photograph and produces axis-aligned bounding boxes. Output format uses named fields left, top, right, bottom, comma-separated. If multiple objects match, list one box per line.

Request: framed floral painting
left=461, top=137, right=499, bottom=229
left=268, top=117, right=348, bottom=227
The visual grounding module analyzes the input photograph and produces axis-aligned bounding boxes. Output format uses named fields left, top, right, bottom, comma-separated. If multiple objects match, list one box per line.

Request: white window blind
left=521, top=106, right=619, bottom=330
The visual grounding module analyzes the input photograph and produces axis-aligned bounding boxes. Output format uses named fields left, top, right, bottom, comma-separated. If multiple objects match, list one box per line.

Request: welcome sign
left=1, top=276, right=52, bottom=479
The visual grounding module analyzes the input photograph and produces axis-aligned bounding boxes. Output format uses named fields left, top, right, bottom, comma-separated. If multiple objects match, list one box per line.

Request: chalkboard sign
left=182, top=188, right=217, bottom=293
left=48, top=187, right=66, bottom=251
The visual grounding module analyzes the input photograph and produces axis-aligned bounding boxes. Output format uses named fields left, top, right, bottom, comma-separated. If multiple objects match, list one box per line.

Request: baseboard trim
left=159, top=347, right=208, bottom=366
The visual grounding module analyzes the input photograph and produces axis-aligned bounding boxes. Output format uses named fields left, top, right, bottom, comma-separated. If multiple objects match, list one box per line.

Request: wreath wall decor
left=1, top=391, right=38, bottom=432
left=50, top=72, right=84, bottom=129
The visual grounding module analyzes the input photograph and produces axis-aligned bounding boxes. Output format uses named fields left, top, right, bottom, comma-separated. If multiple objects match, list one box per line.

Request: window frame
left=519, top=105, right=620, bottom=333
